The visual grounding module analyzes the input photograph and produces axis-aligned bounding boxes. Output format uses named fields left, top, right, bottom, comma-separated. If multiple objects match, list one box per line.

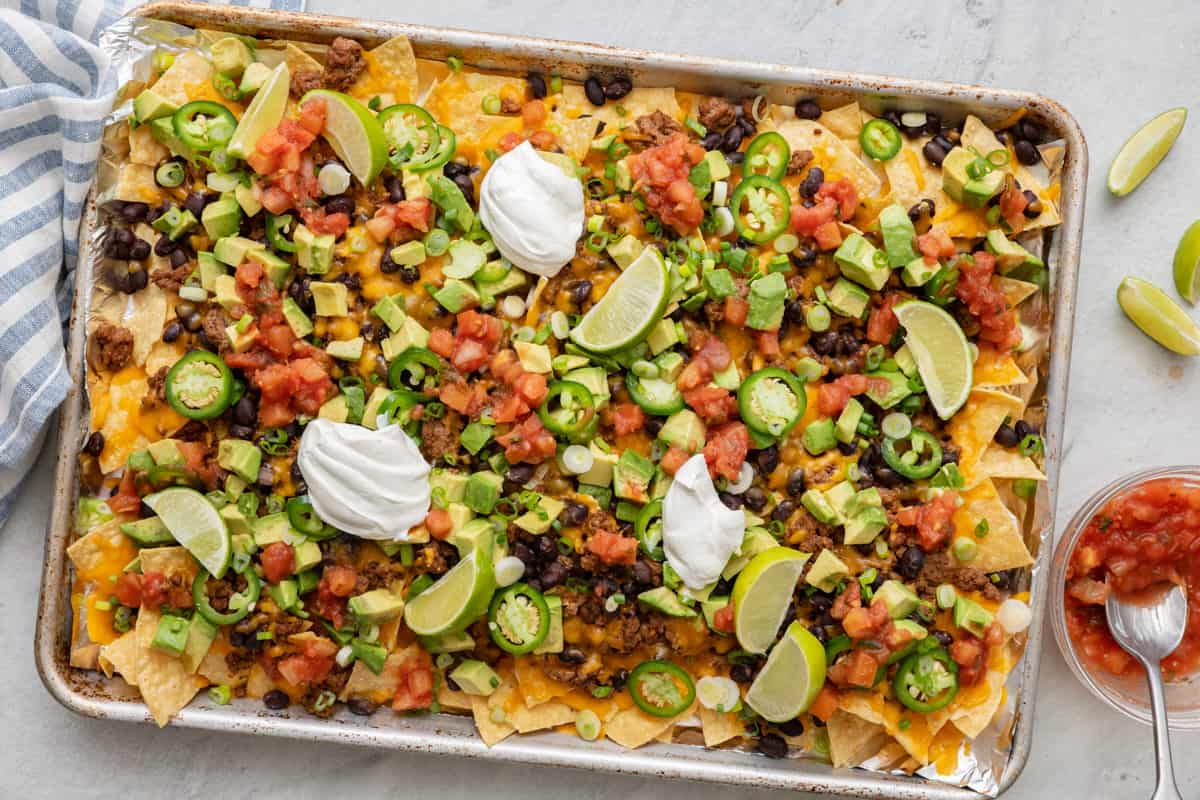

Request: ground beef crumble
left=92, top=322, right=134, bottom=371
left=322, top=37, right=366, bottom=92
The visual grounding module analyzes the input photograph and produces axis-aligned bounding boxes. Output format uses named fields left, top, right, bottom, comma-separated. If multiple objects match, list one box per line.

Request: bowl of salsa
left=1051, top=467, right=1200, bottom=728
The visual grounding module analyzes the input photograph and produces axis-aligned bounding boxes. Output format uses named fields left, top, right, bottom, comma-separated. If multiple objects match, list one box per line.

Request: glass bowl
left=1050, top=466, right=1200, bottom=729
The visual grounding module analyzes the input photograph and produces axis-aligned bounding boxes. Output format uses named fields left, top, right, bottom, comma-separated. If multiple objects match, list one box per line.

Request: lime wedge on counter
left=569, top=246, right=670, bottom=353
left=300, top=89, right=388, bottom=185
left=1117, top=276, right=1200, bottom=355
left=403, top=550, right=496, bottom=636
left=142, top=487, right=231, bottom=578
left=745, top=621, right=827, bottom=722
left=1107, top=107, right=1187, bottom=197
left=1173, top=220, right=1200, bottom=304
left=731, top=547, right=810, bottom=654
left=893, top=300, right=973, bottom=419
left=227, top=62, right=290, bottom=160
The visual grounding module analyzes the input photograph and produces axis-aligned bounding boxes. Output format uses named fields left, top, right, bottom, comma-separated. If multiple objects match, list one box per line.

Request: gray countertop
left=5, top=0, right=1200, bottom=796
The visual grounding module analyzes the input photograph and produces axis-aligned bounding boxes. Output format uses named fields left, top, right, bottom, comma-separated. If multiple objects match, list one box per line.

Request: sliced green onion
left=575, top=709, right=601, bottom=740
left=865, top=345, right=885, bottom=371
left=208, top=684, right=233, bottom=705
left=805, top=304, right=831, bottom=332
left=586, top=214, right=606, bottom=234
left=549, top=75, right=562, bottom=94
left=425, top=229, right=451, bottom=256
left=874, top=537, right=889, bottom=559
left=481, top=94, right=502, bottom=115
left=560, top=442, right=593, bottom=475
left=751, top=95, right=767, bottom=122
left=794, top=356, right=822, bottom=382
left=936, top=584, right=957, bottom=609
left=313, top=690, right=337, bottom=712
left=336, top=645, right=354, bottom=667
left=685, top=116, right=707, bottom=137
left=447, top=55, right=463, bottom=72
left=630, top=359, right=658, bottom=379
left=206, top=171, right=241, bottom=193
left=155, top=161, right=185, bottom=188
left=513, top=325, right=536, bottom=343
left=773, top=232, right=799, bottom=253
left=713, top=206, right=735, bottom=237
left=986, top=148, right=1011, bottom=167
left=499, top=295, right=525, bottom=319
left=549, top=310, right=571, bottom=339
left=880, top=412, right=912, bottom=439
left=1013, top=478, right=1037, bottom=499
left=951, top=538, right=978, bottom=562
left=712, top=180, right=729, bottom=206
left=318, top=162, right=351, bottom=196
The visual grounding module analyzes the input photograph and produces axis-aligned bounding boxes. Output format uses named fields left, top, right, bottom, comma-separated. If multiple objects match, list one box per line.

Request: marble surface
left=4, top=0, right=1200, bottom=796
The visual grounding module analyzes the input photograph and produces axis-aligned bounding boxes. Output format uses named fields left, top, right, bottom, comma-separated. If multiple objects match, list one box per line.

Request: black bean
left=742, top=487, right=768, bottom=512
left=382, top=174, right=406, bottom=204
left=183, top=191, right=216, bottom=218
left=932, top=630, right=953, bottom=647
left=324, top=195, right=356, bottom=216
left=570, top=279, right=593, bottom=307
left=809, top=330, right=838, bottom=356
left=632, top=560, right=653, bottom=587
left=790, top=247, right=817, bottom=268
left=1014, top=138, right=1039, bottom=166
left=933, top=133, right=956, bottom=152
left=771, top=499, right=796, bottom=522
left=175, top=302, right=196, bottom=321
left=256, top=463, right=275, bottom=490
left=512, top=542, right=535, bottom=565
left=922, top=140, right=948, bottom=167
left=611, top=668, right=630, bottom=691
left=1014, top=420, right=1037, bottom=440
left=993, top=424, right=1020, bottom=448
left=583, top=77, right=606, bottom=106
left=128, top=239, right=151, bottom=261
left=1018, top=119, right=1043, bottom=143
left=836, top=329, right=862, bottom=356
left=233, top=395, right=258, bottom=427
left=103, top=231, right=130, bottom=260
left=533, top=536, right=557, bottom=562
left=397, top=265, right=420, bottom=284
left=794, top=99, right=822, bottom=120
left=754, top=445, right=779, bottom=475
left=168, top=248, right=188, bottom=268
left=836, top=441, right=857, bottom=456
left=442, top=161, right=470, bottom=180
left=923, top=112, right=941, bottom=135
left=229, top=423, right=255, bottom=440
left=347, top=697, right=378, bottom=716
left=562, top=501, right=588, bottom=527
left=1022, top=190, right=1043, bottom=218
left=642, top=416, right=664, bottom=437
left=908, top=198, right=935, bottom=223
left=527, top=71, right=547, bottom=99
left=777, top=717, right=805, bottom=737
left=725, top=151, right=744, bottom=167
left=507, top=463, right=534, bottom=484
left=798, top=166, right=824, bottom=198
left=84, top=431, right=105, bottom=457
left=806, top=624, right=829, bottom=646
left=861, top=442, right=882, bottom=468
left=154, top=234, right=177, bottom=257
left=783, top=468, right=806, bottom=497
left=558, top=646, right=586, bottom=664
left=540, top=560, right=566, bottom=588
left=873, top=466, right=904, bottom=488
left=730, top=664, right=755, bottom=683
left=809, top=591, right=834, bottom=612
left=128, top=267, right=148, bottom=292
left=720, top=124, right=744, bottom=154
left=896, top=546, right=926, bottom=580
left=941, top=447, right=959, bottom=465
left=701, top=131, right=723, bottom=151
left=122, top=201, right=151, bottom=224
left=335, top=272, right=361, bottom=292
left=452, top=173, right=475, bottom=206
left=718, top=491, right=742, bottom=510
left=161, top=321, right=182, bottom=344
left=757, top=733, right=788, bottom=759
left=603, top=75, right=632, bottom=100
left=737, top=115, right=757, bottom=136
left=263, top=690, right=289, bottom=710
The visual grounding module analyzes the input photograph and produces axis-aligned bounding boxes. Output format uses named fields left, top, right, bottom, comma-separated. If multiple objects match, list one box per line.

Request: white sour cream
left=478, top=141, right=584, bottom=278
left=663, top=454, right=745, bottom=590
left=297, top=418, right=431, bottom=541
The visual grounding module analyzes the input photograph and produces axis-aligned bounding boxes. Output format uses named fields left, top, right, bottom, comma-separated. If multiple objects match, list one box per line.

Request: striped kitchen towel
left=0, top=0, right=305, bottom=526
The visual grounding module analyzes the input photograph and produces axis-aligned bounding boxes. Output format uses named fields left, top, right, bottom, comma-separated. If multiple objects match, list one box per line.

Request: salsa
left=1065, top=477, right=1200, bottom=678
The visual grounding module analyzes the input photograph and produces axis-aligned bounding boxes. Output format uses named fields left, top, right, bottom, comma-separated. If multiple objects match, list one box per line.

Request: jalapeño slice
left=173, top=101, right=237, bottom=152
left=286, top=495, right=338, bottom=540
left=635, top=499, right=665, bottom=561
left=859, top=118, right=903, bottom=161
left=411, top=125, right=457, bottom=173
left=728, top=175, right=791, bottom=244
left=537, top=380, right=596, bottom=437
left=893, top=644, right=959, bottom=712
left=192, top=565, right=261, bottom=626
left=488, top=582, right=551, bottom=655
left=376, top=388, right=432, bottom=429
left=377, top=103, right=442, bottom=169
left=742, top=131, right=791, bottom=182
left=628, top=659, right=696, bottom=718
left=626, top=373, right=684, bottom=416
left=388, top=347, right=443, bottom=392
left=266, top=212, right=298, bottom=253
left=737, top=367, right=808, bottom=437
left=165, top=350, right=235, bottom=420
left=881, top=427, right=943, bottom=480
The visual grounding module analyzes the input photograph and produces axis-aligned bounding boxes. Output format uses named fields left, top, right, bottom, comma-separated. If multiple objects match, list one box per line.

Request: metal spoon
left=1105, top=581, right=1188, bottom=800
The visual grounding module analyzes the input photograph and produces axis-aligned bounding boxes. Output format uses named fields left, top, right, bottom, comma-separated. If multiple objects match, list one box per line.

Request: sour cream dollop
left=478, top=141, right=584, bottom=278
left=297, top=419, right=430, bottom=541
left=663, top=454, right=745, bottom=590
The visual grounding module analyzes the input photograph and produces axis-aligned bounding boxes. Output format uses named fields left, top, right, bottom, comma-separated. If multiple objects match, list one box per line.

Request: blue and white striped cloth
left=0, top=0, right=304, bottom=525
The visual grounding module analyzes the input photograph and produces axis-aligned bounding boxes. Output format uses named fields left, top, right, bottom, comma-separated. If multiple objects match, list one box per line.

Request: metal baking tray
left=35, top=2, right=1088, bottom=796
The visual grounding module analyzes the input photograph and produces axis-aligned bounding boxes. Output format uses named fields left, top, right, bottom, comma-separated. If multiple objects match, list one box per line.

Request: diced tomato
left=703, top=421, right=750, bottom=482
left=322, top=565, right=357, bottom=597
left=176, top=440, right=218, bottom=489
left=810, top=684, right=840, bottom=722
left=140, top=570, right=167, bottom=609
left=755, top=330, right=781, bottom=356
left=261, top=542, right=295, bottom=584
left=246, top=150, right=278, bottom=177
left=866, top=293, right=900, bottom=345
left=842, top=599, right=889, bottom=640
left=262, top=324, right=296, bottom=360
left=489, top=349, right=523, bottom=384
left=299, top=207, right=350, bottom=238
left=917, top=228, right=955, bottom=264
left=696, top=333, right=732, bottom=372
left=364, top=214, right=395, bottom=242
left=660, top=446, right=691, bottom=474
left=492, top=390, right=531, bottom=424
left=425, top=507, right=453, bottom=540
left=816, top=373, right=871, bottom=416
left=950, top=637, right=987, bottom=688
left=813, top=220, right=843, bottom=250
left=627, top=134, right=705, bottom=234
left=712, top=604, right=735, bottom=633
left=451, top=311, right=502, bottom=372
left=957, top=251, right=1021, bottom=350
left=256, top=128, right=291, bottom=157
left=374, top=198, right=434, bottom=235
left=528, top=129, right=557, bottom=150
left=790, top=197, right=838, bottom=237
left=277, top=650, right=333, bottom=686
left=723, top=295, right=748, bottom=326
left=999, top=182, right=1030, bottom=228
left=236, top=261, right=264, bottom=289
left=683, top=385, right=738, bottom=425
left=498, top=132, right=523, bottom=153
left=428, top=328, right=455, bottom=358
left=676, top=360, right=709, bottom=392
left=587, top=531, right=638, bottom=565
left=290, top=357, right=336, bottom=415
left=610, top=402, right=646, bottom=436
left=392, top=650, right=434, bottom=711
left=898, top=491, right=959, bottom=551
left=496, top=413, right=557, bottom=464
left=514, top=372, right=548, bottom=407
left=440, top=379, right=487, bottom=416
left=521, top=99, right=547, bottom=127
left=114, top=572, right=143, bottom=607
left=816, top=178, right=859, bottom=221
left=829, top=648, right=880, bottom=688
left=451, top=338, right=488, bottom=372
left=258, top=400, right=294, bottom=428
left=297, top=97, right=326, bottom=135
left=109, top=470, right=142, bottom=514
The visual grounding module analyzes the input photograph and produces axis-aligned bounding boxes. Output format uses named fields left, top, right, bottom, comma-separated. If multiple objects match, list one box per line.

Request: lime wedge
left=1117, top=276, right=1200, bottom=355
left=403, top=550, right=496, bottom=636
left=142, top=487, right=231, bottom=578
left=569, top=246, right=670, bottom=353
left=731, top=547, right=810, bottom=654
left=227, top=62, right=290, bottom=160
left=744, top=621, right=827, bottom=722
left=1173, top=220, right=1200, bottom=304
left=893, top=300, right=973, bottom=419
left=300, top=89, right=388, bottom=185
left=1107, top=107, right=1187, bottom=197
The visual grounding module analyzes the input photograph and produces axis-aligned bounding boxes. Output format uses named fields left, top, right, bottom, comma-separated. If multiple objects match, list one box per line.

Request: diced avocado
left=430, top=469, right=469, bottom=503
left=826, top=278, right=870, bottom=319
left=578, top=440, right=618, bottom=487
left=120, top=517, right=175, bottom=546
left=703, top=149, right=731, bottom=181
left=606, top=234, right=644, bottom=269
left=203, top=198, right=243, bottom=242
left=654, top=351, right=685, bottom=383
left=268, top=579, right=300, bottom=612
left=874, top=580, right=920, bottom=620
left=864, top=370, right=912, bottom=409
left=679, top=579, right=717, bottom=604
left=433, top=278, right=481, bottom=314
left=637, top=586, right=697, bottom=618
left=225, top=318, right=257, bottom=353
left=878, top=203, right=919, bottom=268
left=658, top=409, right=706, bottom=454
left=361, top=386, right=391, bottom=430
left=941, top=147, right=1005, bottom=208
left=514, top=496, right=566, bottom=535
left=475, top=266, right=528, bottom=303
left=427, top=174, right=475, bottom=233
left=281, top=297, right=314, bottom=338
left=645, top=318, right=679, bottom=355
left=381, top=316, right=430, bottom=360
left=246, top=247, right=291, bottom=289
left=252, top=512, right=295, bottom=548
left=372, top=294, right=407, bottom=332
left=152, top=206, right=198, bottom=241
left=450, top=659, right=503, bottom=696
left=953, top=595, right=994, bottom=637
left=234, top=182, right=262, bottom=217
left=460, top=422, right=492, bottom=455
left=132, top=89, right=177, bottom=124
left=310, top=281, right=349, bottom=317
left=825, top=481, right=857, bottom=522
left=613, top=449, right=655, bottom=502
left=463, top=471, right=503, bottom=514
left=892, top=618, right=928, bottom=640
left=212, top=274, right=241, bottom=312
left=964, top=171, right=1006, bottom=208
left=703, top=268, right=738, bottom=300
left=147, top=116, right=197, bottom=161
left=894, top=345, right=918, bottom=377
left=851, top=487, right=883, bottom=513
left=218, top=439, right=262, bottom=483
left=843, top=505, right=887, bottom=545
left=239, top=61, right=271, bottom=94
left=746, top=272, right=787, bottom=331
left=213, top=235, right=262, bottom=267
left=710, top=360, right=740, bottom=390
left=197, top=251, right=225, bottom=293
left=180, top=614, right=217, bottom=674
left=901, top=255, right=941, bottom=288
left=147, top=438, right=185, bottom=467
left=351, top=639, right=388, bottom=673
left=537, top=150, right=577, bottom=178
left=700, top=595, right=731, bottom=633
left=390, top=240, right=427, bottom=267
left=721, top=526, right=781, bottom=580
left=210, top=36, right=252, bottom=78
left=805, top=548, right=851, bottom=593
left=533, top=595, right=564, bottom=654
left=151, top=613, right=190, bottom=656
left=318, top=393, right=349, bottom=422
left=834, top=233, right=890, bottom=291
left=801, top=490, right=839, bottom=525
left=446, top=502, right=477, bottom=539
left=294, top=224, right=335, bottom=275
left=326, top=337, right=364, bottom=361
left=293, top=539, right=322, bottom=573
left=802, top=417, right=837, bottom=456
left=562, top=366, right=610, bottom=408
left=420, top=630, right=476, bottom=654
left=348, top=588, right=406, bottom=624
left=649, top=467, right=673, bottom=501
left=515, top=341, right=552, bottom=374
left=835, top=397, right=864, bottom=444
left=219, top=504, right=253, bottom=538
left=985, top=229, right=1044, bottom=270
left=552, top=353, right=589, bottom=376
left=613, top=158, right=632, bottom=191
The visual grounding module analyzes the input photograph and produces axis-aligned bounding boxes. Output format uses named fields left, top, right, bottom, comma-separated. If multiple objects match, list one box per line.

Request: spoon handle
left=1143, top=657, right=1184, bottom=800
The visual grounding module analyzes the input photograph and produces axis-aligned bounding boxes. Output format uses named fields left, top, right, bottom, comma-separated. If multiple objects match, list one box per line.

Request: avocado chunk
left=348, top=588, right=406, bottom=623
left=710, top=360, right=740, bottom=390
left=878, top=203, right=919, bottom=267
left=826, top=278, right=870, bottom=319
left=446, top=503, right=477, bottom=539
left=372, top=294, right=407, bottom=332
left=202, top=197, right=243, bottom=242
left=844, top=505, right=887, bottom=546
left=152, top=206, right=198, bottom=241
left=318, top=393, right=349, bottom=422
left=637, top=586, right=698, bottom=618
left=234, top=182, right=262, bottom=217
left=390, top=240, right=427, bottom=267
left=212, top=274, right=241, bottom=312
left=892, top=618, right=929, bottom=640
left=562, top=366, right=610, bottom=408
left=874, top=580, right=920, bottom=619
left=805, top=549, right=850, bottom=593
left=151, top=613, right=190, bottom=656
left=197, top=251, right=225, bottom=292
left=213, top=235, right=262, bottom=267
left=985, top=229, right=1044, bottom=270
left=864, top=370, right=912, bottom=409
left=475, top=266, right=528, bottom=304
left=606, top=234, right=644, bottom=269
left=210, top=36, right=253, bottom=78
left=835, top=397, right=864, bottom=444
left=534, top=595, right=564, bottom=654
left=659, top=409, right=706, bottom=454
left=450, top=659, right=503, bottom=696
left=239, top=61, right=271, bottom=94
left=433, top=278, right=481, bottom=314
left=824, top=481, right=857, bottom=522
left=702, top=267, right=738, bottom=300
left=147, top=116, right=197, bottom=162
left=294, top=224, right=335, bottom=275
left=700, top=595, right=731, bottom=634
left=514, top=341, right=552, bottom=374
left=578, top=440, right=618, bottom=487
left=834, top=233, right=891, bottom=291
left=427, top=174, right=475, bottom=233
left=515, top=495, right=565, bottom=535
left=381, top=316, right=430, bottom=359
left=219, top=504, right=253, bottom=537
left=310, top=281, right=349, bottom=317
left=246, top=247, right=291, bottom=289
left=429, top=469, right=469, bottom=503
left=746, top=272, right=788, bottom=331
left=420, top=630, right=476, bottom=654
left=132, top=89, right=177, bottom=124
left=292, top=539, right=322, bottom=573
left=252, top=512, right=295, bottom=548
left=326, top=337, right=364, bottom=361
left=721, top=526, right=780, bottom=580
left=901, top=255, right=941, bottom=287
left=645, top=318, right=680, bottom=355
left=802, top=417, right=837, bottom=456
left=350, top=638, right=388, bottom=673
left=801, top=489, right=839, bottom=525
left=463, top=471, right=503, bottom=514
left=147, top=438, right=185, bottom=466
left=654, top=351, right=685, bottom=382
left=120, top=517, right=175, bottom=546
left=268, top=578, right=300, bottom=612
left=953, top=595, right=995, bottom=637
left=180, top=614, right=217, bottom=673
left=613, top=448, right=655, bottom=502
left=217, top=439, right=262, bottom=483
left=281, top=297, right=314, bottom=338
left=941, top=147, right=1005, bottom=208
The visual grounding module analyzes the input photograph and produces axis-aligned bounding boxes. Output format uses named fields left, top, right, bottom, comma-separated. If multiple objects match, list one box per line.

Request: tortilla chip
left=352, top=36, right=419, bottom=106
left=340, top=654, right=404, bottom=702
left=1013, top=164, right=1061, bottom=231
left=511, top=700, right=575, bottom=733
left=513, top=655, right=571, bottom=707
left=997, top=276, right=1040, bottom=308
left=1013, top=365, right=1038, bottom=409
left=947, top=388, right=1026, bottom=485
left=819, top=102, right=863, bottom=149
left=71, top=643, right=101, bottom=670
left=951, top=478, right=1034, bottom=572
left=245, top=664, right=273, bottom=699
left=436, top=679, right=474, bottom=712
left=698, top=706, right=744, bottom=747
left=978, top=446, right=1046, bottom=482
left=144, top=340, right=185, bottom=377
left=559, top=85, right=680, bottom=130
left=882, top=136, right=945, bottom=211
left=138, top=546, right=198, bottom=585
left=196, top=637, right=242, bottom=687
left=67, top=520, right=127, bottom=575
left=826, top=710, right=889, bottom=768
left=891, top=714, right=933, bottom=765
left=128, top=124, right=168, bottom=166
left=112, top=163, right=164, bottom=205
left=973, top=345, right=1028, bottom=388
left=605, top=701, right=696, bottom=749
left=471, top=692, right=516, bottom=747
left=283, top=43, right=322, bottom=77
left=134, top=607, right=207, bottom=726
left=99, top=630, right=140, bottom=684
left=149, top=50, right=213, bottom=106
left=951, top=671, right=1008, bottom=738
left=868, top=740, right=911, bottom=770
left=774, top=118, right=881, bottom=199
left=552, top=115, right=601, bottom=161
